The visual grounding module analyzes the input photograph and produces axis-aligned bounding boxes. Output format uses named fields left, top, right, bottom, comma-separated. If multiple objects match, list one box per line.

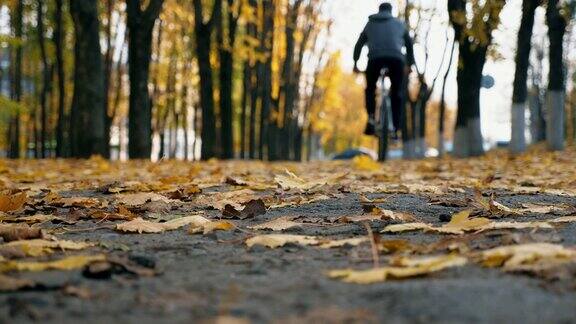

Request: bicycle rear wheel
left=377, top=97, right=389, bottom=161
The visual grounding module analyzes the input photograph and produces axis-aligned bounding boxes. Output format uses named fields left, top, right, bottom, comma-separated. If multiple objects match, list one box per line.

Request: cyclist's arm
left=353, top=27, right=368, bottom=63
left=404, top=30, right=415, bottom=67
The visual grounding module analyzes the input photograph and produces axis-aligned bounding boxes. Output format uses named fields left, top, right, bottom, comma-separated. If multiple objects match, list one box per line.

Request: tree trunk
left=259, top=0, right=275, bottom=160
left=248, top=65, right=259, bottom=159
left=37, top=0, right=50, bottom=158
left=69, top=0, right=107, bottom=158
left=452, top=45, right=486, bottom=158
left=546, top=0, right=568, bottom=151
left=8, top=0, right=23, bottom=159
left=448, top=0, right=504, bottom=157
left=511, top=0, right=539, bottom=154
left=192, top=100, right=201, bottom=160
left=218, top=0, right=238, bottom=160
left=54, top=0, right=67, bottom=158
left=438, top=39, right=456, bottom=157
left=193, top=0, right=221, bottom=160
left=103, top=0, right=116, bottom=158
left=279, top=1, right=301, bottom=160
left=240, top=62, right=249, bottom=159
left=126, top=0, right=164, bottom=159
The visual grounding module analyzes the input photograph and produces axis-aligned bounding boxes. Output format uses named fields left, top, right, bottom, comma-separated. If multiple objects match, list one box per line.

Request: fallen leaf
left=115, top=192, right=175, bottom=207
left=0, top=254, right=106, bottom=272
left=520, top=203, right=576, bottom=215
left=444, top=210, right=491, bottom=231
left=0, top=214, right=65, bottom=224
left=88, top=210, right=134, bottom=221
left=274, top=171, right=316, bottom=190
left=0, top=274, right=36, bottom=291
left=246, top=234, right=319, bottom=248
left=274, top=170, right=346, bottom=191
left=116, top=214, right=228, bottom=234
left=1, top=239, right=92, bottom=258
left=186, top=216, right=234, bottom=234
left=372, top=207, right=417, bottom=222
left=222, top=199, right=266, bottom=219
left=116, top=217, right=165, bottom=233
left=0, top=192, right=27, bottom=212
left=382, top=210, right=556, bottom=234
left=248, top=216, right=302, bottom=231
left=549, top=216, right=576, bottom=223
left=479, top=243, right=576, bottom=271
left=318, top=237, right=368, bottom=249
left=54, top=197, right=103, bottom=208
left=382, top=223, right=435, bottom=234
left=328, top=255, right=467, bottom=284
left=359, top=195, right=387, bottom=204
left=0, top=224, right=43, bottom=242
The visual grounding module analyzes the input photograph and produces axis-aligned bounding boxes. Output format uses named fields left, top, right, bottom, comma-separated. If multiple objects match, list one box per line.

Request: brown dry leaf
left=318, top=237, right=368, bottom=249
left=116, top=217, right=165, bottom=233
left=328, top=255, right=467, bottom=284
left=444, top=210, right=491, bottom=231
left=198, top=189, right=258, bottom=210
left=549, top=216, right=576, bottom=224
left=372, top=208, right=417, bottom=222
left=379, top=239, right=416, bottom=254
left=336, top=214, right=383, bottom=223
left=89, top=210, right=134, bottom=221
left=186, top=216, right=234, bottom=234
left=116, top=214, right=229, bottom=234
left=166, top=184, right=202, bottom=200
left=274, top=170, right=346, bottom=191
left=267, top=193, right=331, bottom=209
left=428, top=195, right=469, bottom=207
left=245, top=234, right=320, bottom=248
left=274, top=171, right=317, bottom=190
left=222, top=199, right=266, bottom=219
left=55, top=197, right=104, bottom=208
left=115, top=192, right=174, bottom=207
left=479, top=221, right=554, bottom=231
left=382, top=210, right=557, bottom=234
left=204, top=316, right=251, bottom=324
left=0, top=213, right=64, bottom=224
left=0, top=192, right=27, bottom=212
left=0, top=254, right=106, bottom=273
left=382, top=223, right=435, bottom=234
left=224, top=177, right=248, bottom=186
left=359, top=195, right=388, bottom=204
left=118, top=205, right=137, bottom=219
left=520, top=203, right=576, bottom=215
left=1, top=239, right=92, bottom=258
left=471, top=192, right=521, bottom=218
left=0, top=224, right=43, bottom=242
left=248, top=216, right=303, bottom=231
left=479, top=243, right=576, bottom=271
left=0, top=274, right=36, bottom=291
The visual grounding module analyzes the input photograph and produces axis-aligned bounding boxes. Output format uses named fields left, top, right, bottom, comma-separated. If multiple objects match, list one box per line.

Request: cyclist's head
left=379, top=2, right=393, bottom=12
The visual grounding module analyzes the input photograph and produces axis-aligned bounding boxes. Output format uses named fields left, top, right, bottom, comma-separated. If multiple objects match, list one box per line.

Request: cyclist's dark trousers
left=365, top=57, right=405, bottom=132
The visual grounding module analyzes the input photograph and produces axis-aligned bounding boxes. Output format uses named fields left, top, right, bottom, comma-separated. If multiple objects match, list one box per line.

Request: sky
left=325, top=0, right=536, bottom=143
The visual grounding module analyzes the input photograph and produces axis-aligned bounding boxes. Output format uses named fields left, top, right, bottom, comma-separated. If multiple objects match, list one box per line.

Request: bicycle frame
left=377, top=70, right=392, bottom=161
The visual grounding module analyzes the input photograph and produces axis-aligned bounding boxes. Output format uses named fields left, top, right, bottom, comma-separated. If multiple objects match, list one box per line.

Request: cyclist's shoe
left=364, top=118, right=376, bottom=136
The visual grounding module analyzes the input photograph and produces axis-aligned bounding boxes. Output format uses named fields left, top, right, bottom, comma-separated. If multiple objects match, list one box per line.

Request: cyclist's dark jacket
left=353, top=11, right=415, bottom=65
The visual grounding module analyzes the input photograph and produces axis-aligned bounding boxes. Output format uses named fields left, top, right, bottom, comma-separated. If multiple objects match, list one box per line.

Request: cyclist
left=353, top=2, right=415, bottom=137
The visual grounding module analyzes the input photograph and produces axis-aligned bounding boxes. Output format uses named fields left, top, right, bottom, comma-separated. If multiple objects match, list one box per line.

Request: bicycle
left=376, top=68, right=393, bottom=161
